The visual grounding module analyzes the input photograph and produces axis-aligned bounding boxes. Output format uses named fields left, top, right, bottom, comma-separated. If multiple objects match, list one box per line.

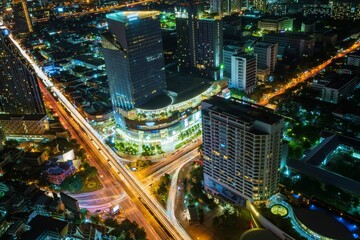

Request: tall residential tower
left=0, top=30, right=44, bottom=115
left=202, top=97, right=284, bottom=203
left=176, top=3, right=223, bottom=80
left=0, top=29, right=48, bottom=134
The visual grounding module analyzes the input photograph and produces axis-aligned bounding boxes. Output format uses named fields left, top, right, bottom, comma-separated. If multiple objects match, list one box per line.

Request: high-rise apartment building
left=223, top=45, right=241, bottom=78
left=0, top=29, right=48, bottom=134
left=102, top=11, right=167, bottom=115
left=0, top=29, right=45, bottom=115
left=202, top=97, right=284, bottom=204
left=210, top=0, right=241, bottom=15
left=176, top=3, right=223, bottom=80
left=230, top=53, right=257, bottom=93
left=254, top=41, right=277, bottom=81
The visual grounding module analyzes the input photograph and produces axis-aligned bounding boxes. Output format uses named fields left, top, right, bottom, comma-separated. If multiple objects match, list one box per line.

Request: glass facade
left=102, top=11, right=167, bottom=117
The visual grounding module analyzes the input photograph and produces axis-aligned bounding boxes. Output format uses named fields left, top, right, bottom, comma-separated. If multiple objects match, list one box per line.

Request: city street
left=258, top=39, right=360, bottom=106
left=9, top=33, right=192, bottom=240
left=39, top=80, right=163, bottom=240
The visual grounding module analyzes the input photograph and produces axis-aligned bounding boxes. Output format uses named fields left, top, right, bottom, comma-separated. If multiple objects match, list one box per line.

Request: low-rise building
left=71, top=55, right=105, bottom=70
left=264, top=33, right=314, bottom=58
left=258, top=17, right=293, bottom=32
left=347, top=50, right=360, bottom=67
left=321, top=74, right=359, bottom=104
left=46, top=161, right=76, bottom=185
left=22, top=215, right=68, bottom=239
left=22, top=151, right=46, bottom=166
left=313, top=31, right=337, bottom=47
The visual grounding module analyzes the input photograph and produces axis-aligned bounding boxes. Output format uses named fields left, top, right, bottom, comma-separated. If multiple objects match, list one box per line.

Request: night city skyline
left=0, top=0, right=359, bottom=239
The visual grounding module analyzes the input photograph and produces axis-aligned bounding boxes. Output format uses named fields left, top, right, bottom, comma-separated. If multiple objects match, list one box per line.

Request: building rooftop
left=232, top=53, right=256, bottom=60
left=224, top=44, right=241, bottom=51
left=72, top=55, right=105, bottom=67
left=22, top=215, right=68, bottom=239
left=293, top=208, right=354, bottom=240
left=288, top=132, right=360, bottom=196
left=259, top=17, right=292, bottom=22
left=349, top=49, right=360, bottom=56
left=255, top=41, right=277, bottom=48
left=106, top=11, right=160, bottom=23
left=265, top=32, right=314, bottom=41
left=166, top=72, right=212, bottom=104
left=303, top=132, right=360, bottom=166
left=202, top=97, right=283, bottom=125
left=324, top=74, right=358, bottom=90
left=137, top=94, right=172, bottom=110
left=47, top=166, right=65, bottom=175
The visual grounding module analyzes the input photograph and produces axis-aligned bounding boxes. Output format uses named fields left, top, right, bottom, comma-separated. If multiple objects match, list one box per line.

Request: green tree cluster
left=152, top=174, right=171, bottom=205
left=104, top=218, right=146, bottom=240
left=212, top=206, right=252, bottom=240
left=141, top=144, right=164, bottom=156
left=128, top=160, right=152, bottom=171
left=116, top=141, right=139, bottom=155
left=187, top=165, right=216, bottom=209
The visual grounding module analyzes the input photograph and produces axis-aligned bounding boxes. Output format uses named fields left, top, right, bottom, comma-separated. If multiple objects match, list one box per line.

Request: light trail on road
left=258, top=39, right=360, bottom=106
left=142, top=149, right=200, bottom=186
left=9, top=34, right=191, bottom=240
left=166, top=155, right=198, bottom=223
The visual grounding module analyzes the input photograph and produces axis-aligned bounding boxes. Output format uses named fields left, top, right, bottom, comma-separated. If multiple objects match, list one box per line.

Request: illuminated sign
left=127, top=13, right=138, bottom=21
left=2, top=29, right=9, bottom=36
left=184, top=118, right=188, bottom=127
left=145, top=122, right=155, bottom=127
left=112, top=204, right=120, bottom=213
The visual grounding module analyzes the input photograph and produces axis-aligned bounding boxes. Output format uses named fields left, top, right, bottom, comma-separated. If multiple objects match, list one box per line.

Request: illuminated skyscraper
left=0, top=29, right=44, bottom=115
left=202, top=97, right=284, bottom=203
left=175, top=3, right=223, bottom=80
left=102, top=11, right=167, bottom=118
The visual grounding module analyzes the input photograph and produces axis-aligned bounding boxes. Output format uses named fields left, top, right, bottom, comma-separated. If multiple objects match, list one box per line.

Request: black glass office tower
left=102, top=11, right=167, bottom=115
left=0, top=29, right=45, bottom=115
